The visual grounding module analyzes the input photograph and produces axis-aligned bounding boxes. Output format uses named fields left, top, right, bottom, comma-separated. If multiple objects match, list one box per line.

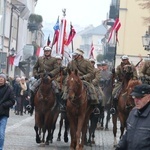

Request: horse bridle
left=67, top=78, right=87, bottom=107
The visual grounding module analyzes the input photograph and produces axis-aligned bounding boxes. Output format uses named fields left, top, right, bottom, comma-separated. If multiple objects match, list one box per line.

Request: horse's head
left=122, top=65, right=134, bottom=80
left=67, top=69, right=82, bottom=100
left=125, top=79, right=142, bottom=110
left=41, top=72, right=52, bottom=84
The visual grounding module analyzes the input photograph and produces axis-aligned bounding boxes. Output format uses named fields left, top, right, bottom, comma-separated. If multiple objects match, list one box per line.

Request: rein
left=68, top=83, right=87, bottom=107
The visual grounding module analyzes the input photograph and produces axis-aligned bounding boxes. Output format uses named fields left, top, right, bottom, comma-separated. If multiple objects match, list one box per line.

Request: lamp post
left=142, top=26, right=150, bottom=51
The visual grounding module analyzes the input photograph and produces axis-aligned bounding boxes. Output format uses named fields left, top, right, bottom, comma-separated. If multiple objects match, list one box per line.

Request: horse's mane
left=126, top=79, right=142, bottom=90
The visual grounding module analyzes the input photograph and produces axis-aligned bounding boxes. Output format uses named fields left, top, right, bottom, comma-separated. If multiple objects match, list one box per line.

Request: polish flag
left=57, top=18, right=67, bottom=56
left=36, top=47, right=43, bottom=57
left=108, top=18, right=121, bottom=43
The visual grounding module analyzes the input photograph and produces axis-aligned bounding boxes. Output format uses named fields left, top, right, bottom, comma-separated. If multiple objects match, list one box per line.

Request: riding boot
left=92, top=105, right=100, bottom=115
left=56, top=93, right=66, bottom=112
left=26, top=91, right=34, bottom=116
left=110, top=98, right=117, bottom=114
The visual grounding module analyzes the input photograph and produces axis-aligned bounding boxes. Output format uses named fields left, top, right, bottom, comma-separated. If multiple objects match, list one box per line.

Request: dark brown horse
left=112, top=65, right=142, bottom=146
left=66, top=69, right=93, bottom=150
left=34, top=74, right=59, bottom=146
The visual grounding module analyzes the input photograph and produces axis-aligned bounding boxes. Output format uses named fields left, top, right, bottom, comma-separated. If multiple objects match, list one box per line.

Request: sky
left=35, top=0, right=112, bottom=27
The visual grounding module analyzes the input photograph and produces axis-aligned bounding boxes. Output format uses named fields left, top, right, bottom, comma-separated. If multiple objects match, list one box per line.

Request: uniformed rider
left=89, top=58, right=105, bottom=115
left=62, top=48, right=100, bottom=115
left=110, top=55, right=138, bottom=114
left=27, top=46, right=61, bottom=115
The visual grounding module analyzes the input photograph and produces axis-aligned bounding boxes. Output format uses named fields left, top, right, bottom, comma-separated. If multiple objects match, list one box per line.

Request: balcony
left=11, top=0, right=30, bottom=20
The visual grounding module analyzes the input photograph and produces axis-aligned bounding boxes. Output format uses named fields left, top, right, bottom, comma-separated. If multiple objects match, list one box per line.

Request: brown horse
left=112, top=65, right=142, bottom=146
left=34, top=73, right=59, bottom=145
left=66, top=69, right=93, bottom=150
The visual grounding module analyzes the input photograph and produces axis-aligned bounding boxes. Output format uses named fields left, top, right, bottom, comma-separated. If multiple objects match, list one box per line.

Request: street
left=4, top=109, right=121, bottom=150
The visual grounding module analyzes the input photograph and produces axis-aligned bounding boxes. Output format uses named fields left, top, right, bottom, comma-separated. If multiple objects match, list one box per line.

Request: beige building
left=115, top=0, right=150, bottom=66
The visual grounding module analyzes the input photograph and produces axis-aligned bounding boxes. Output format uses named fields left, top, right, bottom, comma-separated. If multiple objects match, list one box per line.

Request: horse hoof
left=49, top=140, right=53, bottom=143
left=87, top=142, right=92, bottom=147
left=45, top=141, right=49, bottom=145
left=57, top=137, right=61, bottom=141
left=36, top=138, right=41, bottom=144
left=105, top=128, right=109, bottom=131
left=91, top=140, right=95, bottom=144
left=64, top=137, right=68, bottom=143
left=39, top=143, right=45, bottom=147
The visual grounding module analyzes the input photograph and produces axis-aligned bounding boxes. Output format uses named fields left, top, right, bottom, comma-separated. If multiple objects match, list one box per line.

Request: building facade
left=105, top=0, right=150, bottom=67
left=0, top=0, right=44, bottom=77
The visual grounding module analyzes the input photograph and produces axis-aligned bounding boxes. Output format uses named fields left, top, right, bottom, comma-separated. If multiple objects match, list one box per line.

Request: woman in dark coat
left=0, top=73, right=15, bottom=149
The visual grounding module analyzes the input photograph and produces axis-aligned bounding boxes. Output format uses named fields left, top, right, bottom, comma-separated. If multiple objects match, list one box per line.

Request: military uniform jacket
left=141, top=61, right=150, bottom=76
left=92, top=67, right=101, bottom=86
left=33, top=56, right=60, bottom=77
left=67, top=59, right=94, bottom=82
left=115, top=61, right=138, bottom=81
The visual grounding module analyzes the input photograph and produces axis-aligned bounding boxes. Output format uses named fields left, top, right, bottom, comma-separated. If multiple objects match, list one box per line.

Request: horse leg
left=64, top=116, right=69, bottom=143
left=112, top=113, right=118, bottom=147
left=57, top=115, right=63, bottom=141
left=68, top=115, right=76, bottom=150
left=76, top=115, right=86, bottom=150
left=87, top=118, right=92, bottom=147
left=118, top=113, right=127, bottom=139
left=105, top=108, right=111, bottom=130
left=34, top=125, right=41, bottom=143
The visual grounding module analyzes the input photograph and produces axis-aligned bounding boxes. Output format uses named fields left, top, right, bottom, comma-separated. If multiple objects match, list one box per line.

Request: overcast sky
left=35, top=0, right=111, bottom=27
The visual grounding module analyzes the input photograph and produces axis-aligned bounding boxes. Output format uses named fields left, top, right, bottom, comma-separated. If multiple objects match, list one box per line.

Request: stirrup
left=93, top=108, right=100, bottom=115
left=26, top=105, right=31, bottom=111
left=110, top=108, right=116, bottom=115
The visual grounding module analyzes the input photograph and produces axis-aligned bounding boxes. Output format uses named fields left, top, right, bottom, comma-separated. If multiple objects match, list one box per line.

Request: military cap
left=43, top=46, right=52, bottom=51
left=89, top=58, right=96, bottom=63
left=121, top=55, right=129, bottom=60
left=55, top=55, right=62, bottom=60
left=130, top=84, right=150, bottom=97
left=101, top=61, right=107, bottom=66
left=96, top=62, right=102, bottom=66
left=74, top=48, right=84, bottom=56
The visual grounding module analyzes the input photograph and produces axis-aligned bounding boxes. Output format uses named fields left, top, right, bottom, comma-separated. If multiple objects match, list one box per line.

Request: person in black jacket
left=0, top=73, right=15, bottom=150
left=115, top=84, right=150, bottom=150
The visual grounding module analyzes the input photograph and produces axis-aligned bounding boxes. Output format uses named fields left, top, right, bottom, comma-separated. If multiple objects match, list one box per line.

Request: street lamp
left=142, top=26, right=150, bottom=51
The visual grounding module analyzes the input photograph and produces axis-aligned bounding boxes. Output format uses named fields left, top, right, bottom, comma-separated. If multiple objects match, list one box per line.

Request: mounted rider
left=110, top=55, right=138, bottom=114
left=62, top=48, right=100, bottom=115
left=89, top=58, right=105, bottom=115
left=27, top=46, right=61, bottom=115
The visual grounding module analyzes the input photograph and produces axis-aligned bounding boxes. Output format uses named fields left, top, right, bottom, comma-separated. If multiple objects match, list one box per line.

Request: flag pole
left=70, top=22, right=74, bottom=53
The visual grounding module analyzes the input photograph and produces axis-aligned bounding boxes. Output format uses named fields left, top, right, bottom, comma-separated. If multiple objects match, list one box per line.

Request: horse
left=112, top=65, right=142, bottom=146
left=34, top=73, right=60, bottom=146
left=57, top=111, right=69, bottom=143
left=66, top=69, right=93, bottom=150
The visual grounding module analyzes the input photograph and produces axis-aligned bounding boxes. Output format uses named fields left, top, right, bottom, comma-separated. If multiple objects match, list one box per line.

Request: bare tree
left=137, top=0, right=150, bottom=24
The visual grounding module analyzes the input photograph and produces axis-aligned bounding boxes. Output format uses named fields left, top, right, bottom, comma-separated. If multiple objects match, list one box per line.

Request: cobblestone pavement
left=4, top=109, right=121, bottom=150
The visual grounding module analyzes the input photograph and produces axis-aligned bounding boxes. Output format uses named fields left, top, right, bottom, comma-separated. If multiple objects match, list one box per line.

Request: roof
left=80, top=24, right=107, bottom=36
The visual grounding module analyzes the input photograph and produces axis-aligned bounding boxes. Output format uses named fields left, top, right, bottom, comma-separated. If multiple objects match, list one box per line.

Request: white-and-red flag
left=89, top=42, right=94, bottom=59
left=36, top=47, right=43, bottom=57
left=108, top=18, right=121, bottom=43
left=57, top=18, right=67, bottom=56
left=65, top=24, right=76, bottom=46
